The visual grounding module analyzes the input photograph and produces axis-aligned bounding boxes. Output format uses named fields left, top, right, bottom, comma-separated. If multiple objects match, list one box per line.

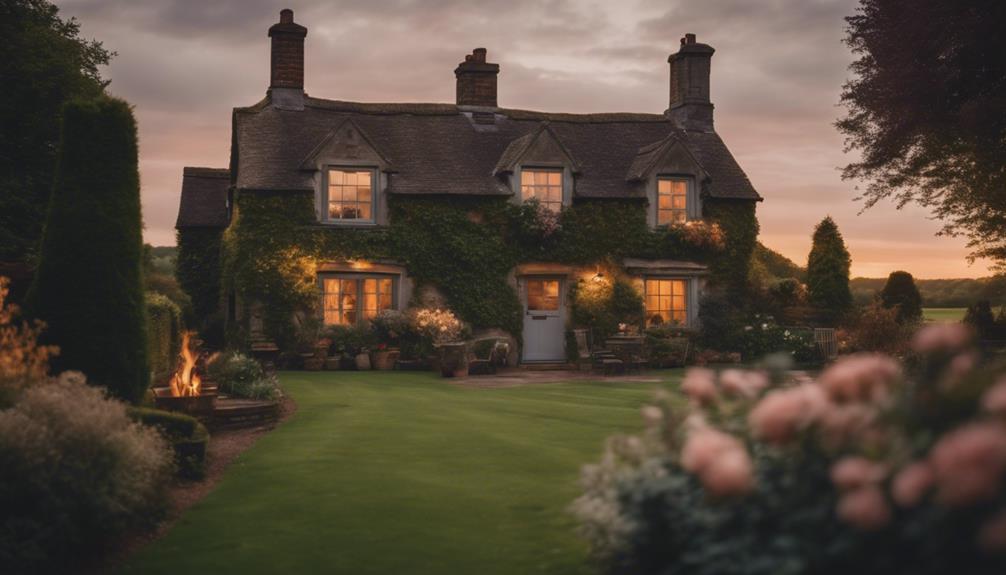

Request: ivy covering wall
left=219, top=190, right=756, bottom=351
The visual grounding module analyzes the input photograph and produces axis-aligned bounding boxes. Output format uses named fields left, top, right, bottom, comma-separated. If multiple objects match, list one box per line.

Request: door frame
left=520, top=274, right=568, bottom=363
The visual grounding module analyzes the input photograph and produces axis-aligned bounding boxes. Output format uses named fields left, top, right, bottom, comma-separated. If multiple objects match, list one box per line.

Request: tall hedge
left=806, top=217, right=853, bottom=318
left=27, top=96, right=149, bottom=403
left=879, top=270, right=923, bottom=323
left=145, top=292, right=182, bottom=382
left=176, top=227, right=223, bottom=335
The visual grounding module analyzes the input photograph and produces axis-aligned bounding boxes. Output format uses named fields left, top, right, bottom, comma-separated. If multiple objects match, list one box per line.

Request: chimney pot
left=685, top=33, right=696, bottom=44
left=280, top=8, right=293, bottom=24
left=455, top=48, right=500, bottom=107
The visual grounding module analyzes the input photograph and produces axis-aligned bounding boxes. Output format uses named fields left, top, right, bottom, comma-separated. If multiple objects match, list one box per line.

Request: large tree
left=0, top=0, right=112, bottom=263
left=838, top=0, right=1006, bottom=269
left=807, top=217, right=853, bottom=316
left=27, top=96, right=149, bottom=403
left=879, top=270, right=923, bottom=323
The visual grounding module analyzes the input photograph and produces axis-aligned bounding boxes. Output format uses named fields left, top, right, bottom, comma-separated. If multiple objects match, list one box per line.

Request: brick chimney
left=455, top=48, right=500, bottom=108
left=268, top=9, right=307, bottom=110
left=666, top=33, right=715, bottom=131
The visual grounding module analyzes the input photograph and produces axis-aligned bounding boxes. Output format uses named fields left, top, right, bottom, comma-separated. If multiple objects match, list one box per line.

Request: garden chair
left=574, top=329, right=624, bottom=375
left=468, top=338, right=508, bottom=375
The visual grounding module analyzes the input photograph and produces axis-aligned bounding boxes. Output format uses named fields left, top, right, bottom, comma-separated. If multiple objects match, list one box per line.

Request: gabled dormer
left=300, top=119, right=395, bottom=226
left=495, top=123, right=581, bottom=212
left=628, top=134, right=710, bottom=227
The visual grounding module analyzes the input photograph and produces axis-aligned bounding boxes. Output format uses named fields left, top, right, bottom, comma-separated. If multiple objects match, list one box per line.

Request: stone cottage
left=176, top=9, right=761, bottom=363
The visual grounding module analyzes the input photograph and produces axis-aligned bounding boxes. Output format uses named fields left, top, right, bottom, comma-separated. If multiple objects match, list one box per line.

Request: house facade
left=175, top=9, right=761, bottom=363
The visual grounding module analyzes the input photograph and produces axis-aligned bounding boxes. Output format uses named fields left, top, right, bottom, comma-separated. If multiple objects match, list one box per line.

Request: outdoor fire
left=170, top=331, right=201, bottom=397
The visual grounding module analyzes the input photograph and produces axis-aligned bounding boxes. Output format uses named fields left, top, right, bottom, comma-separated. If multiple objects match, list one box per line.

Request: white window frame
left=319, top=273, right=397, bottom=326
left=518, top=166, right=567, bottom=212
left=323, top=167, right=378, bottom=225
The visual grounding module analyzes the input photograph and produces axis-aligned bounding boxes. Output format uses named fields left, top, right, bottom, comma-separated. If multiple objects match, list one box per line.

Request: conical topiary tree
left=806, top=217, right=853, bottom=318
left=879, top=270, right=923, bottom=323
left=26, top=96, right=149, bottom=403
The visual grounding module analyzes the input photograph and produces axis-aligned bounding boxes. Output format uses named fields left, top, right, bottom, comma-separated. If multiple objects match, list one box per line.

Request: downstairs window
left=644, top=278, right=689, bottom=327
left=321, top=275, right=395, bottom=326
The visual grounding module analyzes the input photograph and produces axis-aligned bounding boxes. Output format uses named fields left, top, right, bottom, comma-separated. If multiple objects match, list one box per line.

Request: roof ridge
left=183, top=166, right=230, bottom=178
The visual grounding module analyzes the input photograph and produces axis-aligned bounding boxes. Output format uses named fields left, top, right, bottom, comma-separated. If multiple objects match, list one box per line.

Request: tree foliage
left=807, top=217, right=853, bottom=316
left=0, top=0, right=112, bottom=262
left=838, top=0, right=1006, bottom=269
left=879, top=270, right=923, bottom=323
left=27, top=96, right=149, bottom=403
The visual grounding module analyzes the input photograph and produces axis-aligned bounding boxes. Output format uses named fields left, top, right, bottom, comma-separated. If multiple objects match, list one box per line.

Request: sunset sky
left=61, top=0, right=992, bottom=278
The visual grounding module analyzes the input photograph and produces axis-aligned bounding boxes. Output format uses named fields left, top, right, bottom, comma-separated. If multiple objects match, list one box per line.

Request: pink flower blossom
left=818, top=403, right=876, bottom=445
left=891, top=461, right=935, bottom=507
left=818, top=353, right=901, bottom=403
left=912, top=323, right=972, bottom=354
left=719, top=369, right=769, bottom=399
left=831, top=456, right=887, bottom=492
left=640, top=405, right=663, bottom=426
left=681, top=427, right=743, bottom=475
left=930, top=422, right=1006, bottom=506
left=702, top=448, right=754, bottom=497
left=837, top=486, right=892, bottom=531
left=681, top=368, right=718, bottom=406
left=978, top=510, right=1006, bottom=553
left=982, top=378, right=1006, bottom=416
left=748, top=384, right=827, bottom=444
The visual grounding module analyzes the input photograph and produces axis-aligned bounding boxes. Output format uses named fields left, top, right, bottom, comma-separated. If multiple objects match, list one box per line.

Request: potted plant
left=370, top=310, right=409, bottom=370
left=412, top=308, right=469, bottom=377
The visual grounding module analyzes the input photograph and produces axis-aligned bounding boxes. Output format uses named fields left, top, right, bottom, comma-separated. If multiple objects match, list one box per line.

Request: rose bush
left=573, top=323, right=1006, bottom=575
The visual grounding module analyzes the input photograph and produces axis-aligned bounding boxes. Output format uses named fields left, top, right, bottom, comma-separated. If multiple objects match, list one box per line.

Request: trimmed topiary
left=879, top=270, right=923, bottom=323
left=26, top=96, right=149, bottom=403
left=806, top=216, right=853, bottom=319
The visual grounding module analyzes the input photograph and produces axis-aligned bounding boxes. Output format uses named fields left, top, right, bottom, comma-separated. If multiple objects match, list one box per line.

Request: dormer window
left=326, top=168, right=375, bottom=223
left=657, top=177, right=691, bottom=225
left=520, top=168, right=563, bottom=212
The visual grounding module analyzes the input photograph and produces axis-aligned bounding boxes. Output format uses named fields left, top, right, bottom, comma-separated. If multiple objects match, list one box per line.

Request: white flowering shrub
left=0, top=372, right=173, bottom=573
left=411, top=307, right=467, bottom=344
left=573, top=324, right=1006, bottom=575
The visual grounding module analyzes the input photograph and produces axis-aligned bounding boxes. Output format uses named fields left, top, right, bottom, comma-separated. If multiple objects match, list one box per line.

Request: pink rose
left=837, top=486, right=892, bottom=531
left=819, top=353, right=901, bottom=403
left=831, top=456, right=887, bottom=492
left=891, top=461, right=935, bottom=507
left=930, top=422, right=1006, bottom=506
left=702, top=448, right=754, bottom=497
left=911, top=323, right=972, bottom=354
left=681, top=368, right=718, bottom=406
left=748, top=384, right=827, bottom=444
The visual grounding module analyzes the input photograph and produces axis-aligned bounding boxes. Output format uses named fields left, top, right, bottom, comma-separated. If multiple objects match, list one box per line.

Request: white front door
left=521, top=277, right=566, bottom=362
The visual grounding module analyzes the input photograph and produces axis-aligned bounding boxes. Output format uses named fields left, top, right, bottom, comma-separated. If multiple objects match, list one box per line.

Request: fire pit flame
left=170, top=331, right=202, bottom=397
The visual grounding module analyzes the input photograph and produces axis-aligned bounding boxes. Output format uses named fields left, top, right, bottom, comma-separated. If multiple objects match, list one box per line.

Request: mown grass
left=118, top=370, right=684, bottom=575
left=923, top=308, right=966, bottom=322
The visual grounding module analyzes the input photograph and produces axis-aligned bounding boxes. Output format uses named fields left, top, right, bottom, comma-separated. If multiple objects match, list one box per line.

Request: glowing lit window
left=527, top=279, right=560, bottom=311
left=657, top=178, right=689, bottom=225
left=520, top=169, right=563, bottom=212
left=644, top=279, right=688, bottom=326
left=322, top=276, right=394, bottom=325
left=327, top=169, right=374, bottom=222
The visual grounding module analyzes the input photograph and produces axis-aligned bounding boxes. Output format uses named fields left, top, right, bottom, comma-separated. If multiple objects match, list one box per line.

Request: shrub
left=879, top=270, right=923, bottom=323
left=370, top=309, right=411, bottom=347
left=0, top=372, right=173, bottom=574
left=767, top=277, right=806, bottom=310
left=573, top=325, right=1006, bottom=575
left=0, top=277, right=58, bottom=406
left=324, top=323, right=378, bottom=356
left=145, top=292, right=183, bottom=382
left=570, top=275, right=644, bottom=339
left=412, top=308, right=467, bottom=345
left=205, top=351, right=281, bottom=401
left=127, top=406, right=209, bottom=479
left=846, top=302, right=913, bottom=354
left=806, top=217, right=853, bottom=318
left=26, top=96, right=149, bottom=403
left=965, top=300, right=1005, bottom=340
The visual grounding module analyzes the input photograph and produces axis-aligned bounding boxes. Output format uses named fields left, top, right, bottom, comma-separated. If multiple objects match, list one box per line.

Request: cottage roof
left=231, top=96, right=761, bottom=201
left=176, top=167, right=230, bottom=229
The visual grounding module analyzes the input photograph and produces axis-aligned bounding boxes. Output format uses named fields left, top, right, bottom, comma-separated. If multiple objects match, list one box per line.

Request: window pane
left=673, top=195, right=687, bottom=209
left=527, top=279, right=559, bottom=311
left=548, top=172, right=561, bottom=186
left=358, top=171, right=371, bottom=186
left=357, top=203, right=372, bottom=220
left=357, top=186, right=371, bottom=202
left=521, top=171, right=533, bottom=187
left=329, top=170, right=344, bottom=185
left=534, top=171, right=547, bottom=185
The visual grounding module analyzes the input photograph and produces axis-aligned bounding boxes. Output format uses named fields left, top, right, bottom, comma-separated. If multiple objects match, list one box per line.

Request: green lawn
left=923, top=307, right=966, bottom=322
left=118, top=371, right=683, bottom=575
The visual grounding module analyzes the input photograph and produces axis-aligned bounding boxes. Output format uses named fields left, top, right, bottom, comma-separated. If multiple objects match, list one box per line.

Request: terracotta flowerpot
left=355, top=352, right=372, bottom=370
left=372, top=349, right=400, bottom=371
left=438, top=343, right=468, bottom=378
left=324, top=357, right=342, bottom=370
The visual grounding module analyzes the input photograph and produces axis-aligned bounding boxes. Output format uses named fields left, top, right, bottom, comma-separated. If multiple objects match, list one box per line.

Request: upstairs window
left=644, top=278, right=688, bottom=327
left=326, top=168, right=375, bottom=223
left=321, top=275, right=395, bottom=325
left=520, top=168, right=563, bottom=212
left=657, top=177, right=690, bottom=225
